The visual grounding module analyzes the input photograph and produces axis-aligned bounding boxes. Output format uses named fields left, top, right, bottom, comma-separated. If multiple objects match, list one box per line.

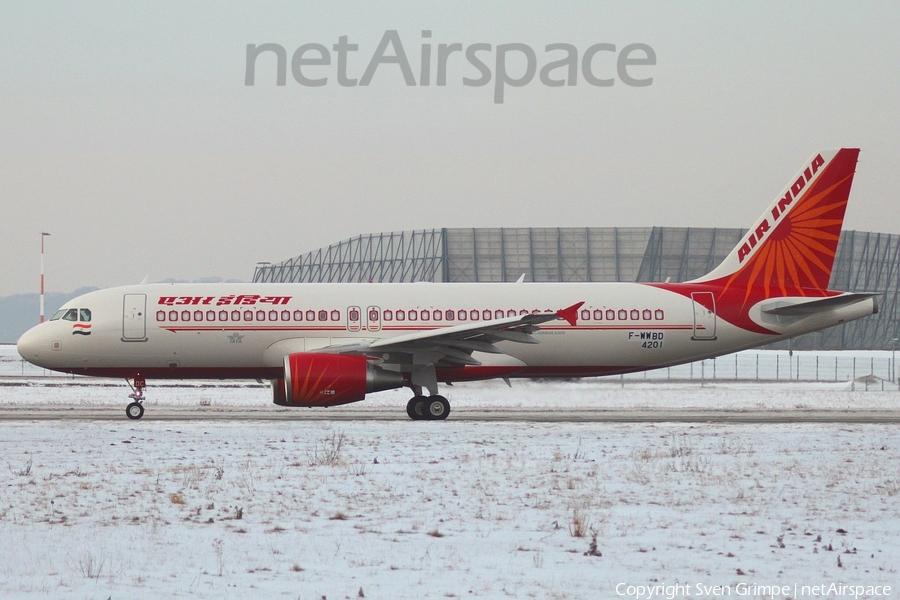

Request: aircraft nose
left=17, top=326, right=46, bottom=366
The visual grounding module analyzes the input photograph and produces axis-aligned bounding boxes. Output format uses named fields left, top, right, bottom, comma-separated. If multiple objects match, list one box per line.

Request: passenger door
left=122, top=294, right=147, bottom=341
left=690, top=292, right=717, bottom=340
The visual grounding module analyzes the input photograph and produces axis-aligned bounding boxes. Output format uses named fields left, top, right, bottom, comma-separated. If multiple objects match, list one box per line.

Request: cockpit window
left=50, top=308, right=91, bottom=322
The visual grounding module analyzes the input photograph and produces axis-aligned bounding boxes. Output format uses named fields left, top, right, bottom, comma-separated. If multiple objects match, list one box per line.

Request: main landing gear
left=125, top=376, right=147, bottom=420
left=406, top=394, right=451, bottom=421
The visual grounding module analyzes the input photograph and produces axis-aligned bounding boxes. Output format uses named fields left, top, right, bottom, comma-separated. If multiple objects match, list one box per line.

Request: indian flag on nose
left=72, top=323, right=91, bottom=336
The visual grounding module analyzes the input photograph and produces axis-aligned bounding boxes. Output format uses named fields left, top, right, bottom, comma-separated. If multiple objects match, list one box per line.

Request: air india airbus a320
left=17, top=149, right=877, bottom=420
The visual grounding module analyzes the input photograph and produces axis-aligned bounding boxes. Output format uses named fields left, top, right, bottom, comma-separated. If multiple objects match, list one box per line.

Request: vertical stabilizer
left=691, top=148, right=860, bottom=300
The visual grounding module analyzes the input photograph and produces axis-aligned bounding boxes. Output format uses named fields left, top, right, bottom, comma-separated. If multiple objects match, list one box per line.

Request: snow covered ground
left=2, top=342, right=900, bottom=598
left=1, top=381, right=899, bottom=598
left=1, top=375, right=899, bottom=412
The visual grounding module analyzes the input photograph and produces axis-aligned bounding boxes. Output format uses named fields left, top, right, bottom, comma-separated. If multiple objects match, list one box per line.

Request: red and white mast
left=40, top=232, right=50, bottom=323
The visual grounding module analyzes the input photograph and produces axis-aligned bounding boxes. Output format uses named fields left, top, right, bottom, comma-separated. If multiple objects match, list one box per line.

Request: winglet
left=556, top=302, right=584, bottom=326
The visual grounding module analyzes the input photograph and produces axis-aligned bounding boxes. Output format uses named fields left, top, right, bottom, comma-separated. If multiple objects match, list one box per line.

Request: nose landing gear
left=125, top=376, right=146, bottom=420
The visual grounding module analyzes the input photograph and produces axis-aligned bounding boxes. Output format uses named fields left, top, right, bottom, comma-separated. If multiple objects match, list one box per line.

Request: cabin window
left=282, top=310, right=290, bottom=321
left=62, top=308, right=78, bottom=322
left=206, top=310, right=215, bottom=321
left=445, top=309, right=454, bottom=321
left=580, top=309, right=590, bottom=321
left=306, top=310, right=315, bottom=321
left=383, top=309, right=393, bottom=321
left=421, top=310, right=430, bottom=321
left=642, top=309, right=652, bottom=320
left=409, top=310, right=418, bottom=321
left=181, top=310, right=190, bottom=321
left=156, top=310, right=166, bottom=322
left=169, top=310, right=178, bottom=322
left=292, top=310, right=302, bottom=321
left=630, top=309, right=640, bottom=320
left=520, top=309, right=529, bottom=316
left=618, top=310, right=627, bottom=320
left=330, top=310, right=340, bottom=321
left=396, top=310, right=405, bottom=321
left=457, top=310, right=466, bottom=320
left=244, top=310, right=253, bottom=321
left=593, top=309, right=603, bottom=320
left=349, top=308, right=360, bottom=321
left=606, top=309, right=615, bottom=320
left=50, top=309, right=67, bottom=321
left=231, top=310, right=240, bottom=321
left=194, top=310, right=203, bottom=321
left=255, top=310, right=264, bottom=321
left=655, top=309, right=665, bottom=320
left=219, top=310, right=228, bottom=321
left=79, top=309, right=92, bottom=322
left=269, top=310, right=277, bottom=321
left=483, top=310, right=492, bottom=320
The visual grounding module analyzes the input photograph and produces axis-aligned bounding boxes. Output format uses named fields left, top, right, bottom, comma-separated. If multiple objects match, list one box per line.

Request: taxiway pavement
left=1, top=405, right=899, bottom=423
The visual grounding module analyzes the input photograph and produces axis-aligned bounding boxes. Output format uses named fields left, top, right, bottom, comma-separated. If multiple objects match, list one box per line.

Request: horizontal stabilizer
left=761, top=293, right=879, bottom=316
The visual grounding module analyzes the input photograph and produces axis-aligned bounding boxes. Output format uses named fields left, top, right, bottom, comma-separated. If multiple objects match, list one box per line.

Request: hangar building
left=252, top=227, right=900, bottom=351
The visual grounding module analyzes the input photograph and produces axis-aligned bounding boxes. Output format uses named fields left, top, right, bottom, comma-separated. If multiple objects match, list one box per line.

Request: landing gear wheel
left=406, top=397, right=420, bottom=420
left=406, top=393, right=450, bottom=421
left=407, top=396, right=428, bottom=420
left=126, top=402, right=144, bottom=420
left=425, top=395, right=450, bottom=420
left=125, top=375, right=147, bottom=420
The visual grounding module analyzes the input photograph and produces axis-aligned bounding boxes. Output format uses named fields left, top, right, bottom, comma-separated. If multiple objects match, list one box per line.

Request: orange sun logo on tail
left=710, top=149, right=859, bottom=310
left=671, top=148, right=861, bottom=334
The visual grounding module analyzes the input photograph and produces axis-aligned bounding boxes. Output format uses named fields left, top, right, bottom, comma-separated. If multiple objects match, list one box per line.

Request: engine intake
left=277, top=353, right=404, bottom=407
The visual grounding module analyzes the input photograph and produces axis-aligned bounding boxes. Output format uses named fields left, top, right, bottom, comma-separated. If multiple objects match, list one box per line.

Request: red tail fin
left=693, top=148, right=859, bottom=300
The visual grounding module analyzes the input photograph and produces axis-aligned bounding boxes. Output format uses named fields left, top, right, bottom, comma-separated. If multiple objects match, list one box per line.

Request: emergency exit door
left=122, top=294, right=147, bottom=341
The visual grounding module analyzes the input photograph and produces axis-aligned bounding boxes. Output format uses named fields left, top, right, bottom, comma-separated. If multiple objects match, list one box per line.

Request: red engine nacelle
left=277, top=353, right=404, bottom=407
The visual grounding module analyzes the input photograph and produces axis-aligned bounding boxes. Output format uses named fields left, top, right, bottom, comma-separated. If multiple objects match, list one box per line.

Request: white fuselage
left=16, top=282, right=875, bottom=382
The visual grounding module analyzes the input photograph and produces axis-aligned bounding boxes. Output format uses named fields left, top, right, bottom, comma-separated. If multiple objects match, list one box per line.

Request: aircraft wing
left=318, top=302, right=584, bottom=368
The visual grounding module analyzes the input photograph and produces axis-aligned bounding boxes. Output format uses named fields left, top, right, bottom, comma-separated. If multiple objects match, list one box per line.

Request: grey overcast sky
left=1, top=1, right=899, bottom=297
